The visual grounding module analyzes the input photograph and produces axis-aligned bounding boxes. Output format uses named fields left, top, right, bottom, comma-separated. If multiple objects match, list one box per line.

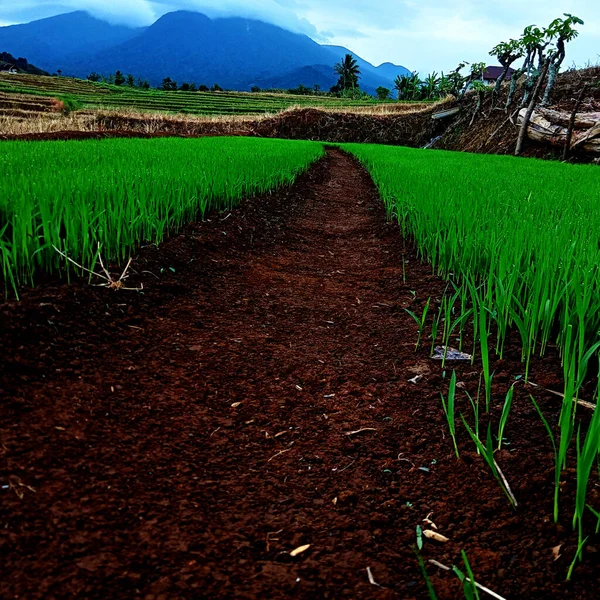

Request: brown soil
left=1, top=149, right=599, bottom=599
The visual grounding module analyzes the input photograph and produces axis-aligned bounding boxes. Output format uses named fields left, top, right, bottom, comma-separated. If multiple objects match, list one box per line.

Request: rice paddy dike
left=2, top=137, right=600, bottom=597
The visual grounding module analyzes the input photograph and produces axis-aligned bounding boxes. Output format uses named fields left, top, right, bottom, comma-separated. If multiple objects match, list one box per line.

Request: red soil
left=1, top=149, right=599, bottom=599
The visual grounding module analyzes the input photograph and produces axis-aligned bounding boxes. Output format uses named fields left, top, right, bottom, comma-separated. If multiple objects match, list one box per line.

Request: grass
left=0, top=137, right=323, bottom=295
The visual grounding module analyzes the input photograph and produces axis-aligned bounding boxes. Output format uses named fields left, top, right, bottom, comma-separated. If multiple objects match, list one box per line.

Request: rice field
left=3, top=133, right=600, bottom=596
left=344, top=142, right=600, bottom=553
left=0, top=137, right=323, bottom=294
left=0, top=73, right=387, bottom=117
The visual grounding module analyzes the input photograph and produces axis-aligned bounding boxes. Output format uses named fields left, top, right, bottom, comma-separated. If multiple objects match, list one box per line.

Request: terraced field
left=0, top=73, right=387, bottom=117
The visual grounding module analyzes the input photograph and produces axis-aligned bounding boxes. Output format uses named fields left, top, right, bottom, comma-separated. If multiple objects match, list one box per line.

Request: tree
left=376, top=86, right=391, bottom=100
left=518, top=25, right=548, bottom=106
left=541, top=13, right=584, bottom=105
left=198, top=84, right=209, bottom=92
left=251, top=85, right=261, bottom=93
left=137, top=78, right=150, bottom=89
left=162, top=77, right=177, bottom=91
left=57, top=69, right=62, bottom=77
left=87, top=72, right=101, bottom=82
left=211, top=83, right=222, bottom=92
left=126, top=74, right=135, bottom=87
left=423, top=72, right=440, bottom=99
left=114, top=70, right=126, bottom=86
left=447, top=62, right=467, bottom=97
left=334, top=54, right=360, bottom=92
left=179, top=82, right=196, bottom=91
left=394, top=74, right=410, bottom=100
left=489, top=39, right=524, bottom=101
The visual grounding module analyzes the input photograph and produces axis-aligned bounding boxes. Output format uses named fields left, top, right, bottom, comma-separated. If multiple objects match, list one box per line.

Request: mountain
left=0, top=11, right=411, bottom=94
left=0, top=12, right=141, bottom=70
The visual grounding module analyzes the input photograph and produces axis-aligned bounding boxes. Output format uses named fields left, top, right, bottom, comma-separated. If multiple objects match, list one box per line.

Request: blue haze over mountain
left=0, top=10, right=410, bottom=93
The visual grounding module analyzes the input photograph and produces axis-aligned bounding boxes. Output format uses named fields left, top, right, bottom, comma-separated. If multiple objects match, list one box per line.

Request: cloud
left=150, top=0, right=320, bottom=36
left=0, top=0, right=598, bottom=73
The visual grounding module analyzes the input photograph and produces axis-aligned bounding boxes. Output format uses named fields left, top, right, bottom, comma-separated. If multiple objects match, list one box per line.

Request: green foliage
left=162, top=77, right=177, bottom=91
left=375, top=86, right=391, bottom=100
left=114, top=70, right=126, bottom=86
left=0, top=138, right=324, bottom=294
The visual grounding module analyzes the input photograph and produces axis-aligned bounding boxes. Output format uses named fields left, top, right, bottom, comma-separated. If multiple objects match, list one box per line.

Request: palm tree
left=394, top=74, right=410, bottom=100
left=424, top=72, right=440, bottom=99
left=334, top=54, right=361, bottom=91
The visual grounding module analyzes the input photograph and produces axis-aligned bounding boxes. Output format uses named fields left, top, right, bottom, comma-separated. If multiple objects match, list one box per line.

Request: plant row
left=0, top=138, right=324, bottom=295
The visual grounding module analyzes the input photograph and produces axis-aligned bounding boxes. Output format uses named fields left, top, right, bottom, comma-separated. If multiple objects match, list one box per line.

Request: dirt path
left=1, top=149, right=598, bottom=599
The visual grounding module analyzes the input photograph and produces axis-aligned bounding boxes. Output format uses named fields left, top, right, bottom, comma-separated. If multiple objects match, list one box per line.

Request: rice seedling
left=405, top=296, right=431, bottom=350
left=567, top=536, right=589, bottom=582
left=453, top=551, right=480, bottom=600
left=461, top=418, right=517, bottom=508
left=497, top=385, right=515, bottom=451
left=0, top=137, right=324, bottom=294
left=573, top=402, right=600, bottom=556
left=416, top=551, right=439, bottom=600
left=586, top=504, right=600, bottom=534
left=441, top=371, right=460, bottom=457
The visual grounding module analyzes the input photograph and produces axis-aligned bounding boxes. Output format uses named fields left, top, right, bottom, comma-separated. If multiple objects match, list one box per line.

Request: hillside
left=0, top=52, right=48, bottom=75
left=0, top=11, right=410, bottom=94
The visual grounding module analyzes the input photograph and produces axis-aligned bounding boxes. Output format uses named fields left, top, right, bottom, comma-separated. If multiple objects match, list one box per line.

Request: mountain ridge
left=0, top=11, right=411, bottom=94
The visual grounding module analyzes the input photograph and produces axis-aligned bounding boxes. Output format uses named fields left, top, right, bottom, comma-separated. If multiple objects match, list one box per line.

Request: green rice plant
left=452, top=551, right=480, bottom=600
left=430, top=306, right=442, bottom=357
left=0, top=137, right=324, bottom=294
left=497, top=385, right=515, bottom=451
left=566, top=536, right=589, bottom=582
left=586, top=504, right=600, bottom=535
left=415, top=551, right=438, bottom=600
left=441, top=371, right=459, bottom=458
left=465, top=385, right=481, bottom=453
left=573, top=401, right=600, bottom=556
left=461, top=418, right=517, bottom=508
left=405, top=297, right=431, bottom=350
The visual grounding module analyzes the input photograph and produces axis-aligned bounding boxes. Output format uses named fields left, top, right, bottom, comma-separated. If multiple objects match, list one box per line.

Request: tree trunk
left=515, top=58, right=550, bottom=156
left=563, top=85, right=588, bottom=161
left=505, top=68, right=524, bottom=111
left=492, top=63, right=510, bottom=105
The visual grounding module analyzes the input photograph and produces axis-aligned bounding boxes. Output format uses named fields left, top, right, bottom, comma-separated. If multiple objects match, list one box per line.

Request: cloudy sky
left=0, top=0, right=598, bottom=74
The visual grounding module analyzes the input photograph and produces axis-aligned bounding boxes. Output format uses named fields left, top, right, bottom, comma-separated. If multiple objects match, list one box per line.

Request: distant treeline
left=86, top=70, right=376, bottom=99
